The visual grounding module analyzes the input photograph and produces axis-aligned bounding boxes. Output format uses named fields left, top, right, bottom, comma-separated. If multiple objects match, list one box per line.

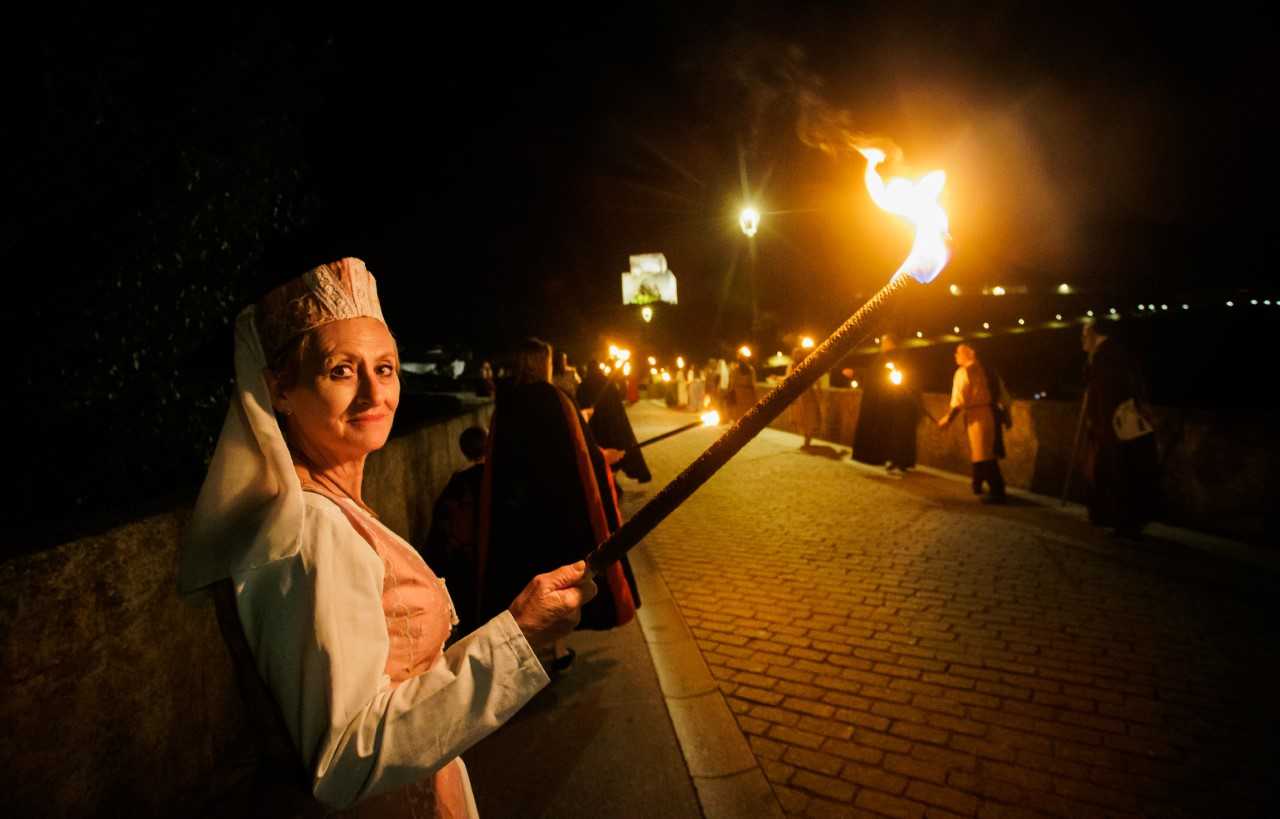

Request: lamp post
left=740, top=206, right=761, bottom=334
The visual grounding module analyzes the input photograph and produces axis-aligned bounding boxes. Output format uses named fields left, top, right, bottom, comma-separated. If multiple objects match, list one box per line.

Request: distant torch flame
left=738, top=345, right=752, bottom=358
left=889, top=369, right=904, bottom=386
left=622, top=362, right=632, bottom=376
left=641, top=306, right=654, bottom=323
left=701, top=411, right=720, bottom=426
left=856, top=147, right=950, bottom=284
left=677, top=356, right=685, bottom=369
left=801, top=337, right=815, bottom=349
left=703, top=395, right=711, bottom=408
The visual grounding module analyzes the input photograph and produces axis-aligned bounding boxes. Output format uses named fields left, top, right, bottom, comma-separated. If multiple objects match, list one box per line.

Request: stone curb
left=629, top=546, right=786, bottom=819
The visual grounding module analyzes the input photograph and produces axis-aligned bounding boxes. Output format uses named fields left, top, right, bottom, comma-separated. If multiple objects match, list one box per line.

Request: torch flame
left=703, top=395, right=711, bottom=408
left=889, top=369, right=904, bottom=386
left=701, top=411, right=720, bottom=426
left=801, top=336, right=815, bottom=349
left=857, top=147, right=950, bottom=284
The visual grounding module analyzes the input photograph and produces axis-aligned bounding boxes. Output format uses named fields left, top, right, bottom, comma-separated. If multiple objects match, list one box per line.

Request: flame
left=701, top=410, right=721, bottom=426
left=738, top=345, right=752, bottom=358
left=661, top=371, right=672, bottom=383
left=856, top=147, right=949, bottom=284
left=677, top=356, right=685, bottom=369
left=641, top=306, right=654, bottom=323
left=622, top=362, right=632, bottom=376
left=703, top=395, right=711, bottom=408
left=618, top=349, right=631, bottom=361
left=739, top=207, right=760, bottom=237
left=889, top=369, right=904, bottom=386
left=801, top=336, right=815, bottom=349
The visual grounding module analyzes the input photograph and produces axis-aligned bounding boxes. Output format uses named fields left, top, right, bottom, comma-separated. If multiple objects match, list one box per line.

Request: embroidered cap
left=255, top=257, right=385, bottom=361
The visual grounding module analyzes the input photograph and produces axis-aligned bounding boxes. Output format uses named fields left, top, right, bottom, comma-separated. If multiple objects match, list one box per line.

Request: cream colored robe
left=948, top=364, right=1006, bottom=463
left=233, top=492, right=549, bottom=814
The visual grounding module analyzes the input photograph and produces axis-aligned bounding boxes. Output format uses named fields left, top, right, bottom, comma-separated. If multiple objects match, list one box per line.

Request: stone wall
left=763, top=386, right=1274, bottom=543
left=0, top=402, right=493, bottom=819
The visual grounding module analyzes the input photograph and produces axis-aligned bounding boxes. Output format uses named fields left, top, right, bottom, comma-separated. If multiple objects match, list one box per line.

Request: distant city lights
left=982, top=322, right=990, bottom=330
left=991, top=286, right=1006, bottom=296
left=916, top=330, right=924, bottom=338
left=1017, top=318, right=1025, bottom=325
left=1055, top=314, right=1063, bottom=321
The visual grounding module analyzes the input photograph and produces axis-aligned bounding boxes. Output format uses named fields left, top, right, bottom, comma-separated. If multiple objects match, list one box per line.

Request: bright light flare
left=622, top=362, right=632, bottom=376
left=641, top=306, right=654, bottom=323
left=738, top=345, right=752, bottom=358
left=608, top=344, right=619, bottom=358
left=700, top=411, right=721, bottom=426
left=677, top=356, right=685, bottom=369
left=703, top=395, right=711, bottom=408
left=991, top=286, right=1006, bottom=296
left=739, top=206, right=760, bottom=237
left=647, top=356, right=657, bottom=365
left=800, top=336, right=815, bottom=349
left=889, top=369, right=904, bottom=386
left=857, top=147, right=949, bottom=284
left=661, top=371, right=672, bottom=383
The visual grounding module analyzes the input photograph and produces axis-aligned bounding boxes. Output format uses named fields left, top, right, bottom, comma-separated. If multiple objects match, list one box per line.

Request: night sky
left=8, top=1, right=1277, bottom=546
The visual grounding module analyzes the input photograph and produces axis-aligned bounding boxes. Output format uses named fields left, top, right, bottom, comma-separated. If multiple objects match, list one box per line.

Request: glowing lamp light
left=608, top=344, right=619, bottom=358
left=889, top=369, right=904, bottom=386
left=1147, top=304, right=1155, bottom=311
left=1138, top=304, right=1145, bottom=310
left=622, top=362, right=632, bottom=376
left=953, top=326, right=960, bottom=333
left=1017, top=318, right=1025, bottom=325
left=1251, top=299, right=1258, bottom=305
left=661, top=371, right=672, bottom=383
left=618, top=349, right=631, bottom=361
left=1108, top=308, right=1116, bottom=316
left=703, top=395, right=711, bottom=408
left=1226, top=301, right=1234, bottom=307
left=1055, top=314, right=1063, bottom=321
left=603, top=365, right=612, bottom=375
left=1057, top=283, right=1072, bottom=294
left=676, top=356, right=685, bottom=369
left=949, top=284, right=961, bottom=296
left=647, top=356, right=657, bottom=366
left=738, top=345, right=752, bottom=358
left=1161, top=304, right=1168, bottom=311
left=916, top=330, right=924, bottom=338
left=885, top=361, right=896, bottom=370
left=739, top=206, right=761, bottom=238
left=650, top=367, right=658, bottom=376
left=1182, top=304, right=1189, bottom=310
left=801, top=336, right=815, bottom=349
left=991, top=286, right=1006, bottom=296
left=598, top=363, right=607, bottom=372
left=641, top=306, right=654, bottom=323
left=874, top=337, right=881, bottom=345
left=982, top=322, right=990, bottom=330
left=851, top=380, right=859, bottom=388
left=1087, top=310, right=1095, bottom=317
left=700, top=411, right=720, bottom=426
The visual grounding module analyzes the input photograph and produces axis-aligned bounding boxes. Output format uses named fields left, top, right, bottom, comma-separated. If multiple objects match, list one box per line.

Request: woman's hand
left=508, top=561, right=598, bottom=649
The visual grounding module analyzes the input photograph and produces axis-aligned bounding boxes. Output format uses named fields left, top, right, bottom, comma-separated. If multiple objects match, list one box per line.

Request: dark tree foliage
left=9, top=8, right=327, bottom=552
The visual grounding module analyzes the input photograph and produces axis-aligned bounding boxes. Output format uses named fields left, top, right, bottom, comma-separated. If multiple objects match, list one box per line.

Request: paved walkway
left=624, top=400, right=1279, bottom=819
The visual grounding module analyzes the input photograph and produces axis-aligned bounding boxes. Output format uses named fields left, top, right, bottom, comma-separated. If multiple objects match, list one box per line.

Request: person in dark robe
left=478, top=339, right=640, bottom=673
left=578, top=362, right=653, bottom=484
left=421, top=425, right=487, bottom=634
left=852, top=334, right=918, bottom=475
left=1081, top=320, right=1160, bottom=538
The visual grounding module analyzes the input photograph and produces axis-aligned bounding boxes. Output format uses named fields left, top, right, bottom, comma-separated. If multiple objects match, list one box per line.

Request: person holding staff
left=938, top=342, right=1011, bottom=503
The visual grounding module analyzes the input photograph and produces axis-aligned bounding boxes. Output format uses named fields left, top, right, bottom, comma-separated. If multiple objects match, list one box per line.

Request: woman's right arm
left=233, top=496, right=551, bottom=809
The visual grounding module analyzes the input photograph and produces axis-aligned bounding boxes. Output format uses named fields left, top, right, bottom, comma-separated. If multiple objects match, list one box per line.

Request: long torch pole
left=587, top=271, right=918, bottom=573
left=630, top=420, right=703, bottom=451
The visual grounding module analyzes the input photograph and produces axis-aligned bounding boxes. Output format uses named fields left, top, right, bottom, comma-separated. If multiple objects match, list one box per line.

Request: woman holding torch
left=178, top=259, right=595, bottom=815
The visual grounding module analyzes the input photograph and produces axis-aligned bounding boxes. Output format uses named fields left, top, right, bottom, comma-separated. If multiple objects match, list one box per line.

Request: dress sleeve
left=234, top=495, right=549, bottom=809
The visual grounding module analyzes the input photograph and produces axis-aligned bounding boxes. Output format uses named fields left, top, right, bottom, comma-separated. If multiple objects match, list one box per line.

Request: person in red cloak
left=478, top=339, right=640, bottom=673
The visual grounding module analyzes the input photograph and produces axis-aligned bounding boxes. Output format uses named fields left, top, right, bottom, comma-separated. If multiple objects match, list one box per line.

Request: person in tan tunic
left=938, top=343, right=1011, bottom=503
left=788, top=345, right=823, bottom=447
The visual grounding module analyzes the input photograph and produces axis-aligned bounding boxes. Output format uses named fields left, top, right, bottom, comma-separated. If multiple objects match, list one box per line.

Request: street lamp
left=641, top=305, right=654, bottom=323
left=739, top=206, right=760, bottom=238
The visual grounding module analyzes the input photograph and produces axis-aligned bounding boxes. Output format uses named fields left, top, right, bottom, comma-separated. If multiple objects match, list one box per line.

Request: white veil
left=177, top=306, right=304, bottom=598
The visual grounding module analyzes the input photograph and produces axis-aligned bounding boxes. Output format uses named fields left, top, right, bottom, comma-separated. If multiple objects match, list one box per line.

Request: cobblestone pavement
left=621, top=401, right=1279, bottom=819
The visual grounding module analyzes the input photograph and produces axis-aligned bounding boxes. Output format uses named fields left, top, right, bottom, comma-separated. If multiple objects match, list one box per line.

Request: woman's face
left=271, top=317, right=400, bottom=466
